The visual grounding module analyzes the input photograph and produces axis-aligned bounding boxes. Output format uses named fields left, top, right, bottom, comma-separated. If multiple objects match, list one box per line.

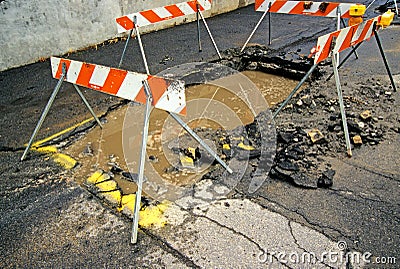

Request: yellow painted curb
left=96, top=180, right=118, bottom=192
left=86, top=171, right=171, bottom=228
left=52, top=153, right=78, bottom=169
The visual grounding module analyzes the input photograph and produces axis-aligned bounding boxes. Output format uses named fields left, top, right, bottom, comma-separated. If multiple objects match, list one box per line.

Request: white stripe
left=351, top=24, right=364, bottom=44
left=177, top=2, right=196, bottom=15
left=279, top=2, right=299, bottom=14
left=326, top=7, right=339, bottom=18
left=153, top=7, right=173, bottom=19
left=333, top=27, right=351, bottom=53
left=66, top=60, right=83, bottom=84
left=89, top=65, right=110, bottom=88
left=197, top=0, right=212, bottom=10
left=117, top=72, right=148, bottom=101
left=314, top=34, right=330, bottom=64
left=50, top=57, right=61, bottom=78
left=134, top=13, right=152, bottom=27
left=155, top=80, right=186, bottom=113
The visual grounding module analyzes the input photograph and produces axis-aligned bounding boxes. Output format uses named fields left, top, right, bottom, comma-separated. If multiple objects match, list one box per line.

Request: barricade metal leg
left=119, top=29, right=134, bottom=68
left=196, top=4, right=202, bottom=52
left=241, top=8, right=269, bottom=52
left=169, top=113, right=233, bottom=174
left=21, top=65, right=67, bottom=161
left=373, top=27, right=397, bottom=92
left=326, top=42, right=363, bottom=81
left=268, top=2, right=272, bottom=45
left=198, top=10, right=222, bottom=59
left=21, top=64, right=104, bottom=161
left=72, top=84, right=103, bottom=128
left=332, top=53, right=352, bottom=157
left=272, top=64, right=319, bottom=119
left=131, top=80, right=152, bottom=244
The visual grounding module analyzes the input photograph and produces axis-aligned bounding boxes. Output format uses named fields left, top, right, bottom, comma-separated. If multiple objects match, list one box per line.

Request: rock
left=353, top=135, right=363, bottom=145
left=278, top=132, right=294, bottom=144
left=277, top=160, right=299, bottom=172
left=357, top=121, right=365, bottom=129
left=317, top=169, right=335, bottom=188
left=296, top=99, right=303, bottom=106
left=360, top=110, right=372, bottom=121
left=292, top=172, right=318, bottom=189
left=347, top=120, right=362, bottom=133
left=110, top=163, right=123, bottom=173
left=308, top=129, right=325, bottom=143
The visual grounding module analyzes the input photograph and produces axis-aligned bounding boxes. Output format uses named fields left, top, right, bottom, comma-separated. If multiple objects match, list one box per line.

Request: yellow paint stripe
left=30, top=117, right=97, bottom=148
left=52, top=153, right=78, bottom=169
left=35, top=146, right=58, bottom=154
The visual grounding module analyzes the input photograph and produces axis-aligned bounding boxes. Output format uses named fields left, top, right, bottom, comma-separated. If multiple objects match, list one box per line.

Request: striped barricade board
left=255, top=0, right=354, bottom=18
left=51, top=57, right=186, bottom=115
left=116, top=0, right=212, bottom=33
left=313, top=16, right=381, bottom=64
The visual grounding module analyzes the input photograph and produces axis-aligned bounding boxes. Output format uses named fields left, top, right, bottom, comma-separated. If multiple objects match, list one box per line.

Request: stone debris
left=307, top=129, right=325, bottom=144
left=353, top=135, right=363, bottom=145
left=360, top=110, right=372, bottom=121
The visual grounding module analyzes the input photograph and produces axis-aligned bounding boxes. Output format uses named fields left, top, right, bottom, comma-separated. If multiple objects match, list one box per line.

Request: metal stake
left=119, top=29, right=134, bottom=68
left=394, top=0, right=399, bottom=17
left=241, top=8, right=269, bottom=52
left=336, top=7, right=341, bottom=67
left=72, top=84, right=103, bottom=128
left=332, top=52, right=352, bottom=157
left=373, top=26, right=397, bottom=92
left=326, top=42, right=363, bottom=81
left=198, top=10, right=222, bottom=59
left=21, top=64, right=67, bottom=161
left=197, top=4, right=202, bottom=52
left=272, top=64, right=319, bottom=119
left=134, top=17, right=150, bottom=75
left=268, top=2, right=272, bottom=45
left=169, top=113, right=233, bottom=174
left=131, top=80, right=153, bottom=244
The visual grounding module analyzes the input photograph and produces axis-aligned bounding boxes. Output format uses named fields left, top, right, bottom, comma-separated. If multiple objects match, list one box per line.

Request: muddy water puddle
left=63, top=71, right=300, bottom=195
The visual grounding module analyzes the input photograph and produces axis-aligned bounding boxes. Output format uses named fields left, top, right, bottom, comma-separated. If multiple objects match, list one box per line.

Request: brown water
left=63, top=71, right=300, bottom=194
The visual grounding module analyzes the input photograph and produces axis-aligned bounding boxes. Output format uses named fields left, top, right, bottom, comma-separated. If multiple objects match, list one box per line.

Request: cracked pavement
left=1, top=2, right=399, bottom=268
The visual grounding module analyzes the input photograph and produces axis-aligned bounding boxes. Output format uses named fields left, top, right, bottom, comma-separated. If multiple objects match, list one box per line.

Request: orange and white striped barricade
left=115, top=0, right=221, bottom=68
left=21, top=57, right=187, bottom=161
left=21, top=57, right=187, bottom=244
left=272, top=15, right=396, bottom=157
left=241, top=0, right=362, bottom=52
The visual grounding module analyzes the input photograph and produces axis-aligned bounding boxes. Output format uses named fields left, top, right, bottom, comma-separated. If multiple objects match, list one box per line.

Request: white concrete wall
left=0, top=0, right=254, bottom=71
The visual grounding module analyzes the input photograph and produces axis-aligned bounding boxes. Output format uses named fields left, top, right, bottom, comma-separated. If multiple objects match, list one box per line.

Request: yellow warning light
left=349, top=4, right=366, bottom=17
left=348, top=4, right=366, bottom=26
left=379, top=10, right=395, bottom=27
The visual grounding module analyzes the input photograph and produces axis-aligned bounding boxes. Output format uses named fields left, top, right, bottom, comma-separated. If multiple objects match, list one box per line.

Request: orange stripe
left=116, top=16, right=135, bottom=30
left=270, top=1, right=287, bottom=13
left=147, top=76, right=169, bottom=105
left=255, top=0, right=264, bottom=10
left=55, top=59, right=71, bottom=79
left=140, top=10, right=163, bottom=23
left=354, top=20, right=374, bottom=45
left=76, top=63, right=96, bottom=86
left=101, top=69, right=128, bottom=95
left=316, top=35, right=334, bottom=64
left=288, top=2, right=305, bottom=15
left=338, top=28, right=356, bottom=53
left=187, top=1, right=199, bottom=12
left=179, top=106, right=187, bottom=116
left=165, top=5, right=185, bottom=17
